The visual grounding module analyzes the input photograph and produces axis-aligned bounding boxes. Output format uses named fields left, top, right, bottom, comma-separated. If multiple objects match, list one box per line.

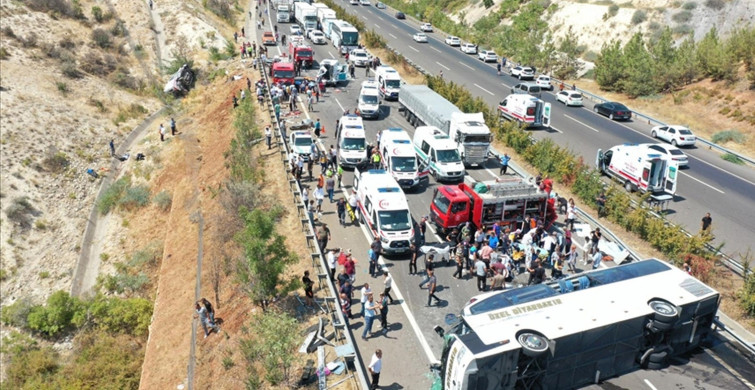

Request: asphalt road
left=261, top=5, right=755, bottom=390
left=328, top=2, right=755, bottom=261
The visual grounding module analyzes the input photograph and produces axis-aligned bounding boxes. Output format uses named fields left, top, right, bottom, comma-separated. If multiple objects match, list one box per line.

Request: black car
left=395, top=11, right=405, bottom=19
left=594, top=102, right=632, bottom=121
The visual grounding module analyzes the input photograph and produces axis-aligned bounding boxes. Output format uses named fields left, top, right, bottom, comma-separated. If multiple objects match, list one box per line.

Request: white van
left=378, top=128, right=427, bottom=189
left=337, top=114, right=367, bottom=168
left=375, top=65, right=401, bottom=100
left=353, top=168, right=413, bottom=254
left=357, top=84, right=381, bottom=119
left=412, top=126, right=465, bottom=182
left=596, top=144, right=679, bottom=195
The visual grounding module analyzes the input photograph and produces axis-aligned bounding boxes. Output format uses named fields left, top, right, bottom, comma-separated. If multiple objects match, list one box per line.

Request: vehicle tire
left=594, top=106, right=599, bottom=114
left=517, top=332, right=549, bottom=358
left=652, top=130, right=657, bottom=138
left=646, top=361, right=668, bottom=370
left=518, top=74, right=522, bottom=80
left=649, top=300, right=679, bottom=323
left=431, top=169, right=438, bottom=181
left=650, top=319, right=674, bottom=332
left=671, top=140, right=677, bottom=146
left=649, top=349, right=670, bottom=364
left=609, top=113, right=615, bottom=120
left=624, top=181, right=633, bottom=192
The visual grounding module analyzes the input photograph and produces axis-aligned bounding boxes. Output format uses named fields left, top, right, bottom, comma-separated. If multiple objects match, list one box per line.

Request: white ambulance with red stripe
left=378, top=128, right=429, bottom=190
left=596, top=144, right=679, bottom=195
left=498, top=94, right=551, bottom=129
left=352, top=169, right=414, bottom=255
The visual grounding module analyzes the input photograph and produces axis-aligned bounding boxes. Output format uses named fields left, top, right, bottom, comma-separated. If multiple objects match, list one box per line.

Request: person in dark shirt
left=528, top=260, right=546, bottom=285
left=302, top=271, right=314, bottom=306
left=701, top=212, right=712, bottom=234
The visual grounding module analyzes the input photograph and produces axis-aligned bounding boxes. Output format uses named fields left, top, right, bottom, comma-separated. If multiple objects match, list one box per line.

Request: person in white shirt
left=265, top=126, right=272, bottom=149
left=327, top=249, right=338, bottom=280
left=360, top=283, right=372, bottom=317
left=314, top=185, right=325, bottom=212
left=382, top=271, right=394, bottom=304
left=368, top=349, right=382, bottom=390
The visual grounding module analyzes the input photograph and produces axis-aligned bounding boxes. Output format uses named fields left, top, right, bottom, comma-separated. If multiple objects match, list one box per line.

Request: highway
left=333, top=2, right=755, bottom=260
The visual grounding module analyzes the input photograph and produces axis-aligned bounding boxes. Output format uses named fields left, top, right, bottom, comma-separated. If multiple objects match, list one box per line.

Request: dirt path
left=148, top=1, right=172, bottom=68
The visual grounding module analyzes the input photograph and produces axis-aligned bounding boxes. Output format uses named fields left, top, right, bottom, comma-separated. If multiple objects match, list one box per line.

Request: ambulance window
left=526, top=107, right=535, bottom=116
left=421, top=141, right=431, bottom=154
left=433, top=191, right=451, bottom=215
left=365, top=197, right=372, bottom=214
left=642, top=168, right=649, bottom=182
left=451, top=202, right=467, bottom=213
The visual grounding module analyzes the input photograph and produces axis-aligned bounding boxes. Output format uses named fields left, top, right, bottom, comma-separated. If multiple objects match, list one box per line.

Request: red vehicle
left=271, top=61, right=296, bottom=85
left=288, top=41, right=314, bottom=68
left=429, top=178, right=555, bottom=234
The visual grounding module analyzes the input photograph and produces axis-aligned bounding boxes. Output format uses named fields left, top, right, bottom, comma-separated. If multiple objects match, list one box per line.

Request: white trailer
left=294, top=2, right=318, bottom=31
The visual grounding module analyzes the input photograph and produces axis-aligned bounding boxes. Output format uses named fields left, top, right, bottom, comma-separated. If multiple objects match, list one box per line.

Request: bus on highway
left=431, top=259, right=720, bottom=390
left=330, top=20, right=359, bottom=55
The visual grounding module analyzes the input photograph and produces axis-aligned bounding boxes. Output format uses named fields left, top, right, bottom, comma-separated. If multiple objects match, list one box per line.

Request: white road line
left=644, top=379, right=658, bottom=390
left=474, top=83, right=494, bottom=96
left=334, top=98, right=345, bottom=112
left=407, top=45, right=419, bottom=52
left=708, top=349, right=755, bottom=389
left=549, top=126, right=564, bottom=134
left=374, top=24, right=381, bottom=29
left=431, top=47, right=442, bottom=53
left=460, top=62, right=474, bottom=70
left=436, top=62, right=450, bottom=70
left=328, top=51, right=336, bottom=59
left=362, top=15, right=368, bottom=20
left=392, top=24, right=399, bottom=29
left=388, top=33, right=397, bottom=39
left=485, top=167, right=499, bottom=178
left=680, top=172, right=725, bottom=194
left=564, top=114, right=600, bottom=133
left=376, top=16, right=384, bottom=21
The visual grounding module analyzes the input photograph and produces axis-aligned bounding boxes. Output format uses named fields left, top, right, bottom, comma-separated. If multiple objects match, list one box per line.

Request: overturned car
left=164, top=64, right=196, bottom=96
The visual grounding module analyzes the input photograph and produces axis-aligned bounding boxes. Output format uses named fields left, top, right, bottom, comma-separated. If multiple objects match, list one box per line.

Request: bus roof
left=462, top=259, right=718, bottom=354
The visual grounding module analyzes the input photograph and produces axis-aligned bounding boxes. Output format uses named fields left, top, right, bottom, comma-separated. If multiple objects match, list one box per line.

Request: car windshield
left=354, top=52, right=367, bottom=58
left=385, top=79, right=401, bottom=88
left=294, top=136, right=311, bottom=147
left=341, top=137, right=365, bottom=151
left=679, top=129, right=693, bottom=135
left=378, top=210, right=411, bottom=231
left=433, top=192, right=451, bottom=214
left=391, top=156, right=416, bottom=172
left=436, top=149, right=461, bottom=163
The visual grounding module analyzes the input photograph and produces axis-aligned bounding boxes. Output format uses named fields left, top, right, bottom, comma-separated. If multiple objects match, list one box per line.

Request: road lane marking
left=328, top=51, right=336, bottom=59
left=436, top=61, right=450, bottom=70
left=460, top=62, right=474, bottom=70
left=362, top=15, right=368, bottom=20
left=680, top=172, right=724, bottom=194
left=644, top=379, right=658, bottom=390
left=374, top=24, right=381, bottom=29
left=334, top=98, right=345, bottom=112
left=474, top=83, right=494, bottom=96
left=564, top=114, right=600, bottom=133
left=707, top=349, right=755, bottom=389
left=388, top=33, right=397, bottom=39
left=392, top=24, right=399, bottom=29
left=431, top=47, right=442, bottom=53
left=407, top=45, right=419, bottom=52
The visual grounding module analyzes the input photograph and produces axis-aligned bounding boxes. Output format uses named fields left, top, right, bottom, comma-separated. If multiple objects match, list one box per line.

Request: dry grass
left=368, top=46, right=427, bottom=85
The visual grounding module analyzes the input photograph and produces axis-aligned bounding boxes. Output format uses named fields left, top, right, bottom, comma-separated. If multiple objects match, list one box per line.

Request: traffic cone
left=322, top=125, right=326, bottom=134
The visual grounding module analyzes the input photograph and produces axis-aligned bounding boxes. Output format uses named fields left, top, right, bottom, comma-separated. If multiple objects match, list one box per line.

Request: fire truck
left=288, top=36, right=314, bottom=68
left=271, top=61, right=296, bottom=85
left=429, top=177, right=555, bottom=234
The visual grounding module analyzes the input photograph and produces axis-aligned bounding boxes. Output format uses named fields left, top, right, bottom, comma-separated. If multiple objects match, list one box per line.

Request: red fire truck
left=429, top=177, right=555, bottom=234
left=288, top=38, right=314, bottom=68
left=271, top=61, right=296, bottom=85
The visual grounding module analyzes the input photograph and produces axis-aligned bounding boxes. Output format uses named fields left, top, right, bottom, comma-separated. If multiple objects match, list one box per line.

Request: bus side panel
left=473, top=352, right=518, bottom=390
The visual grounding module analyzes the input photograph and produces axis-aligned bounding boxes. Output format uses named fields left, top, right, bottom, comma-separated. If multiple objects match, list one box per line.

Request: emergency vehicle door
left=543, top=102, right=551, bottom=128
left=596, top=149, right=604, bottom=171
left=664, top=161, right=679, bottom=195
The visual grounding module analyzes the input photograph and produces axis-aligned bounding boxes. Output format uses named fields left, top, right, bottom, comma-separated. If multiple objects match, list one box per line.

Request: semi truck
left=276, top=5, right=290, bottom=23
left=294, top=2, right=318, bottom=32
left=429, top=177, right=552, bottom=235
left=316, top=8, right=336, bottom=31
left=399, top=84, right=492, bottom=167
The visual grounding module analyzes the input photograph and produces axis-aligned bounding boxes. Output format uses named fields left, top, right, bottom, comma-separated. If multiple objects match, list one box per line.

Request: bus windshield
left=342, top=31, right=359, bottom=46
left=341, top=137, right=365, bottom=151
left=378, top=210, right=411, bottom=231
left=391, top=156, right=416, bottom=172
left=436, top=149, right=461, bottom=163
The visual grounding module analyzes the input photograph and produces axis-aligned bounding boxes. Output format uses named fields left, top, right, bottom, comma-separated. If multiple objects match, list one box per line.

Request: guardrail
left=713, top=317, right=755, bottom=359
left=259, top=63, right=370, bottom=390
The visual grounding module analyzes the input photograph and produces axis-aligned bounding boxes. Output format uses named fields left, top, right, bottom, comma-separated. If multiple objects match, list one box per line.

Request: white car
left=460, top=43, right=477, bottom=54
left=350, top=49, right=370, bottom=67
left=535, top=75, right=553, bottom=91
left=290, top=25, right=302, bottom=36
left=376, top=2, right=386, bottom=9
left=349, top=0, right=359, bottom=4
left=556, top=91, right=583, bottom=107
left=420, top=23, right=433, bottom=32
left=645, top=143, right=689, bottom=167
left=359, top=0, right=370, bottom=5
left=651, top=125, right=697, bottom=147
left=413, top=32, right=428, bottom=43
left=511, top=66, right=535, bottom=80
left=478, top=50, right=497, bottom=62
left=445, top=36, right=461, bottom=46
left=309, top=30, right=326, bottom=44
left=290, top=131, right=314, bottom=161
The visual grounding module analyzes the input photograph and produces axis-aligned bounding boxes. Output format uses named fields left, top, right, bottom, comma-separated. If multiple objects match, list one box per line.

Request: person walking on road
left=499, top=153, right=510, bottom=175
left=427, top=269, right=440, bottom=306
left=317, top=223, right=331, bottom=252
left=368, top=349, right=382, bottom=390
left=701, top=212, right=712, bottom=235
left=382, top=271, right=394, bottom=304
left=360, top=283, right=372, bottom=317
left=475, top=257, right=487, bottom=291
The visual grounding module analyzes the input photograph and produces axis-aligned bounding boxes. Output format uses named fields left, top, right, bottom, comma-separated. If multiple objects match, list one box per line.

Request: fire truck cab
left=271, top=61, right=296, bottom=85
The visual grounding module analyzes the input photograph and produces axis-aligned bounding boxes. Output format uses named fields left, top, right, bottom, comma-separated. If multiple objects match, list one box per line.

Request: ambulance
left=337, top=114, right=367, bottom=168
left=498, top=94, right=551, bottom=129
left=352, top=169, right=414, bottom=255
left=596, top=144, right=679, bottom=195
left=378, top=128, right=428, bottom=189
left=375, top=65, right=402, bottom=100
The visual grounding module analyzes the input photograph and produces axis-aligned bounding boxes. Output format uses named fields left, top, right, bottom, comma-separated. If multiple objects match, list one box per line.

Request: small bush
left=0, top=47, right=10, bottom=60
left=483, top=0, right=493, bottom=8
left=81, top=51, right=117, bottom=75
left=607, top=4, right=619, bottom=17
left=59, top=36, right=76, bottom=49
left=61, top=60, right=82, bottom=78
left=21, top=33, right=38, bottom=48
left=39, top=271, right=50, bottom=279
left=118, top=185, right=150, bottom=210
left=2, top=26, right=15, bottom=38
left=27, top=0, right=73, bottom=16
left=721, top=153, right=745, bottom=165
left=91, top=28, right=112, bottom=49
left=56, top=81, right=69, bottom=94
left=98, top=176, right=131, bottom=214
left=711, top=129, right=745, bottom=144
left=110, top=20, right=126, bottom=37
left=27, top=291, right=87, bottom=338
left=205, top=0, right=234, bottom=21
left=91, top=6, right=104, bottom=22
left=631, top=9, right=647, bottom=24
left=672, top=10, right=693, bottom=23
left=705, top=0, right=725, bottom=10
left=1, top=297, right=34, bottom=328
left=43, top=151, right=70, bottom=173
left=111, top=66, right=143, bottom=90
left=87, top=296, right=153, bottom=335
left=152, top=190, right=172, bottom=211
left=5, top=197, right=36, bottom=228
left=682, top=1, right=697, bottom=10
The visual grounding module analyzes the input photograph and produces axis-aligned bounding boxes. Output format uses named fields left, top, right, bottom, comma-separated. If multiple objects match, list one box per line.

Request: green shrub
left=43, top=151, right=70, bottom=173
left=91, top=5, right=104, bottom=22
left=5, top=196, right=36, bottom=228
left=87, top=296, right=153, bottom=336
left=98, top=176, right=132, bottom=215
left=56, top=81, right=69, bottom=94
left=721, top=153, right=744, bottom=165
left=672, top=24, right=693, bottom=35
left=27, top=291, right=87, bottom=338
left=152, top=190, right=172, bottom=211
left=0, top=47, right=9, bottom=60
left=61, top=59, right=82, bottom=78
left=1, top=297, right=34, bottom=328
left=682, top=1, right=697, bottom=10
left=607, top=4, right=619, bottom=18
left=92, top=28, right=112, bottom=49
left=118, top=184, right=151, bottom=210
left=205, top=0, right=234, bottom=21
left=741, top=259, right=755, bottom=316
left=711, top=129, right=745, bottom=144
left=704, top=0, right=725, bottom=10
left=631, top=9, right=647, bottom=24
left=1, top=331, right=60, bottom=389
left=241, top=310, right=300, bottom=385
left=672, top=10, right=693, bottom=23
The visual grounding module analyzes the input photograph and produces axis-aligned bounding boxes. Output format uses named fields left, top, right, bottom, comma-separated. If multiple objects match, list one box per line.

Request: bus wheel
left=650, top=319, right=674, bottom=332
left=517, top=332, right=549, bottom=358
left=649, top=300, right=679, bottom=323
left=648, top=347, right=671, bottom=364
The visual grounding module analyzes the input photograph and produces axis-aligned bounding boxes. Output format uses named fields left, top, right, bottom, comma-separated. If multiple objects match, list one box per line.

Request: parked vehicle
left=412, top=126, right=465, bottom=182
left=350, top=48, right=370, bottom=67
left=420, top=23, right=433, bottom=32
left=290, top=130, right=313, bottom=161
left=316, top=7, right=336, bottom=29
left=271, top=61, right=296, bottom=85
left=510, top=83, right=542, bottom=98
left=510, top=66, right=535, bottom=80
left=375, top=65, right=401, bottom=100
left=317, top=59, right=348, bottom=86
left=498, top=94, right=551, bottom=128
left=288, top=37, right=314, bottom=68
left=309, top=30, right=326, bottom=44
left=376, top=2, right=386, bottom=9
left=430, top=177, right=550, bottom=234
left=399, top=84, right=492, bottom=166
left=413, top=32, right=428, bottom=43
left=596, top=144, right=679, bottom=194
left=645, top=143, right=689, bottom=167
left=556, top=91, right=583, bottom=107
left=359, top=0, right=370, bottom=5
left=330, top=20, right=359, bottom=55
left=535, top=75, right=553, bottom=90
left=262, top=31, right=276, bottom=45
left=352, top=169, right=414, bottom=255
left=357, top=84, right=381, bottom=119
left=395, top=11, right=405, bottom=19
left=294, top=2, right=318, bottom=31
left=378, top=128, right=428, bottom=189
left=478, top=50, right=498, bottom=62
left=277, top=5, right=290, bottom=23
left=594, top=102, right=632, bottom=121
left=460, top=43, right=477, bottom=54
left=445, top=36, right=461, bottom=46
left=650, top=125, right=696, bottom=147
left=337, top=114, right=367, bottom=167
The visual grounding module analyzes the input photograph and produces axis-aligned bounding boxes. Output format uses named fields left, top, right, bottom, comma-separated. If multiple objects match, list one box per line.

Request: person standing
left=565, top=198, right=576, bottom=231
left=409, top=243, right=418, bottom=275
left=452, top=254, right=464, bottom=279
left=497, top=62, right=501, bottom=76
left=109, top=139, right=115, bottom=156
left=427, top=269, right=440, bottom=306
left=475, top=257, right=487, bottom=291
left=592, top=250, right=603, bottom=269
left=368, top=350, right=382, bottom=390
left=340, top=292, right=352, bottom=320
left=490, top=268, right=506, bottom=291
left=589, top=228, right=602, bottom=255
left=314, top=185, right=325, bottom=212
left=337, top=197, right=346, bottom=226
left=326, top=174, right=335, bottom=203
left=195, top=301, right=213, bottom=338
left=308, top=94, right=315, bottom=112
left=595, top=192, right=606, bottom=217
left=316, top=223, right=330, bottom=252
left=265, top=126, right=272, bottom=149
left=170, top=117, right=177, bottom=136
left=499, top=153, right=510, bottom=175
left=362, top=294, right=377, bottom=340
left=527, top=260, right=545, bottom=285
left=201, top=298, right=216, bottom=327
left=382, top=271, right=394, bottom=304
left=701, top=212, right=712, bottom=234
left=378, top=292, right=389, bottom=331
left=327, top=249, right=338, bottom=280
left=159, top=123, right=166, bottom=142
left=314, top=118, right=322, bottom=138
left=360, top=283, right=372, bottom=317
left=149, top=0, right=153, bottom=10
left=302, top=270, right=314, bottom=306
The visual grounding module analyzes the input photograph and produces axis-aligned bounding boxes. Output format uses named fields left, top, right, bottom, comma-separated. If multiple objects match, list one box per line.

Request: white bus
left=431, top=259, right=720, bottom=390
left=330, top=20, right=359, bottom=55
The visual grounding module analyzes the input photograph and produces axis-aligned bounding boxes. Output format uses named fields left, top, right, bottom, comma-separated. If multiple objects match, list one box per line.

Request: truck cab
left=375, top=66, right=401, bottom=100
left=288, top=37, right=314, bottom=68
left=277, top=5, right=290, bottom=23
left=449, top=112, right=492, bottom=167
left=596, top=144, right=679, bottom=195
left=353, top=169, right=414, bottom=255
left=498, top=94, right=551, bottom=129
left=337, top=114, right=367, bottom=168
left=413, top=126, right=465, bottom=182
left=378, top=128, right=427, bottom=189
left=430, top=178, right=548, bottom=234
left=271, top=61, right=296, bottom=85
